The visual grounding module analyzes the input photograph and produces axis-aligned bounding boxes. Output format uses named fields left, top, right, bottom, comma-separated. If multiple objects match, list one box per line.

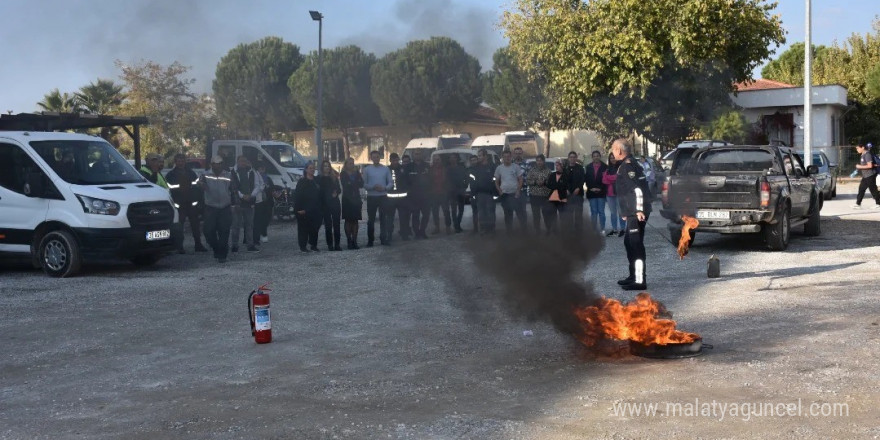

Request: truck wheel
left=670, top=228, right=696, bottom=248
left=804, top=197, right=822, bottom=237
left=38, top=230, right=82, bottom=278
left=764, top=206, right=790, bottom=251
left=131, top=254, right=162, bottom=266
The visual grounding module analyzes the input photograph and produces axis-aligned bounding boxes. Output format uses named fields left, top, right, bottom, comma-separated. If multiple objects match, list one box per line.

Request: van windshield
left=31, top=140, right=145, bottom=185
left=262, top=143, right=307, bottom=168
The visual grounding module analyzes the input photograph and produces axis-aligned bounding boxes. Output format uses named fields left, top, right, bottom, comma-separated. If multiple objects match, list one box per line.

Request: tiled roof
left=735, top=78, right=796, bottom=91
left=470, top=105, right=507, bottom=124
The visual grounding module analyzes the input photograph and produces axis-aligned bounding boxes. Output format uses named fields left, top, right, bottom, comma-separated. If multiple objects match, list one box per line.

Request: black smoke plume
left=403, top=227, right=606, bottom=339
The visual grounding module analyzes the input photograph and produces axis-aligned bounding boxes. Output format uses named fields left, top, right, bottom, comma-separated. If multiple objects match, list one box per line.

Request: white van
left=471, top=131, right=539, bottom=156
left=401, top=134, right=471, bottom=162
left=0, top=131, right=178, bottom=277
left=209, top=140, right=310, bottom=218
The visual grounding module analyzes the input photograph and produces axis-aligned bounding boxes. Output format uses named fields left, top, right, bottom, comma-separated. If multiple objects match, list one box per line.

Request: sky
left=0, top=0, right=876, bottom=114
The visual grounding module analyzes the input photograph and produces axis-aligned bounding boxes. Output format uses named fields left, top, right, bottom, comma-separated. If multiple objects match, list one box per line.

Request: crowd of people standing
left=152, top=139, right=653, bottom=289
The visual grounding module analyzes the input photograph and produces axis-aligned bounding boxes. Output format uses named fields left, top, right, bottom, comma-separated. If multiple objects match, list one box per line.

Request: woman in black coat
left=545, top=159, right=570, bottom=234
left=318, top=160, right=342, bottom=251
left=339, top=158, right=364, bottom=249
left=293, top=161, right=322, bottom=252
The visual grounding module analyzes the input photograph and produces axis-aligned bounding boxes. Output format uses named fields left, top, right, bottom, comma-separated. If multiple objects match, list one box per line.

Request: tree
left=700, top=109, right=750, bottom=144
left=761, top=42, right=833, bottom=86
left=36, top=89, right=82, bottom=113
left=75, top=78, right=126, bottom=115
left=501, top=0, right=785, bottom=146
left=810, top=19, right=880, bottom=143
left=289, top=45, right=381, bottom=159
left=116, top=60, right=216, bottom=157
left=371, top=37, right=482, bottom=136
left=213, top=36, right=305, bottom=137
left=483, top=46, right=551, bottom=154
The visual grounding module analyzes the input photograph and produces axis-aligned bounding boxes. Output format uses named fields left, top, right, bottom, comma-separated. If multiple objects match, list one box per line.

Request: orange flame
left=677, top=215, right=700, bottom=259
left=574, top=293, right=699, bottom=347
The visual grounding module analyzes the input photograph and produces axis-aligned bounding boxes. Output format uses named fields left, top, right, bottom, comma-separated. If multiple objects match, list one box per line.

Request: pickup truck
left=660, top=145, right=822, bottom=251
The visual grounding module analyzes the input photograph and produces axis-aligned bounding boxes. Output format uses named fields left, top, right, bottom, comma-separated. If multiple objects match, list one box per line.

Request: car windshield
left=30, top=140, right=144, bottom=185
left=262, top=143, right=307, bottom=168
left=439, top=137, right=471, bottom=149
left=692, top=149, right=775, bottom=174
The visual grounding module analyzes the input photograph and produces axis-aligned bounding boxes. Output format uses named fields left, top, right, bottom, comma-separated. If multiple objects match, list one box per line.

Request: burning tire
left=671, top=228, right=695, bottom=248
left=763, top=205, right=790, bottom=251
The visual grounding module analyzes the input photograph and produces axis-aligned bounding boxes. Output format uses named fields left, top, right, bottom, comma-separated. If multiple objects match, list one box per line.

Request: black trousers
left=410, top=194, right=430, bottom=237
left=175, top=203, right=202, bottom=250
left=366, top=195, right=388, bottom=244
left=856, top=174, right=880, bottom=205
left=546, top=201, right=566, bottom=233
left=567, top=194, right=584, bottom=232
left=203, top=205, right=232, bottom=259
left=623, top=213, right=649, bottom=285
left=529, top=196, right=551, bottom=234
left=450, top=193, right=466, bottom=231
left=430, top=192, right=451, bottom=230
left=253, top=200, right=273, bottom=243
left=297, top=213, right=321, bottom=250
left=323, top=199, right=341, bottom=248
left=499, top=193, right=527, bottom=232
left=385, top=196, right=410, bottom=240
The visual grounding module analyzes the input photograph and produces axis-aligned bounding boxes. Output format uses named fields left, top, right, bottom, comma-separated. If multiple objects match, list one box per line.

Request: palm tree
left=37, top=89, right=82, bottom=113
left=75, top=79, right=126, bottom=115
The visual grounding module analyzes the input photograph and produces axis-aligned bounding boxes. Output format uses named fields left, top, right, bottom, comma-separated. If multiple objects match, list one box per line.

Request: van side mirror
left=807, top=165, right=819, bottom=175
left=24, top=172, right=46, bottom=198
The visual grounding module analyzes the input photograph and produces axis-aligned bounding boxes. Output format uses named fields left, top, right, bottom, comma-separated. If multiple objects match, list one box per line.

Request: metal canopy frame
left=0, top=112, right=149, bottom=168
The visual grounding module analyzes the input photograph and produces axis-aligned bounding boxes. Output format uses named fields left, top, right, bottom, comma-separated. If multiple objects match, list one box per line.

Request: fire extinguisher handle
left=248, top=289, right=256, bottom=336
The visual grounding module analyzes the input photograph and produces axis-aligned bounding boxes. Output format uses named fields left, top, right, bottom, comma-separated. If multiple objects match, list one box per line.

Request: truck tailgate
left=670, top=175, right=761, bottom=209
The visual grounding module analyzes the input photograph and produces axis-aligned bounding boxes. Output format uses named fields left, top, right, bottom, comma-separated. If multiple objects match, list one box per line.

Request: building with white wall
left=731, top=79, right=848, bottom=148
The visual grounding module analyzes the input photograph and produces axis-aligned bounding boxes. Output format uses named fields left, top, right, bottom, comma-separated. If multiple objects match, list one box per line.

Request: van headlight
left=76, top=194, right=120, bottom=216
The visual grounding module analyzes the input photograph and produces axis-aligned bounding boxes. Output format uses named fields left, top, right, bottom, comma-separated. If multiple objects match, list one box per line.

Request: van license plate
left=146, top=229, right=171, bottom=241
left=696, top=210, right=730, bottom=220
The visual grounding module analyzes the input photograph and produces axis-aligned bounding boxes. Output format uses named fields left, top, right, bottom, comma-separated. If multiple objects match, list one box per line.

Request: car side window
left=790, top=153, right=806, bottom=176
left=0, top=142, right=47, bottom=195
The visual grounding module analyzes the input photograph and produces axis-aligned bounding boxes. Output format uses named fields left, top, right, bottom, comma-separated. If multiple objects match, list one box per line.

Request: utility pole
left=310, top=10, right=324, bottom=163
left=804, top=0, right=812, bottom=166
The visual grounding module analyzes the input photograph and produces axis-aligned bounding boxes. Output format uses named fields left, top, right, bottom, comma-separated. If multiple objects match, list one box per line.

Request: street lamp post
left=310, top=10, right=324, bottom=163
left=804, top=0, right=812, bottom=166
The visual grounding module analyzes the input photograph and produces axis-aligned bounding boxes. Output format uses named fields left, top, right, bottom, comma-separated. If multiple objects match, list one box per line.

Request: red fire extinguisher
left=248, top=283, right=272, bottom=344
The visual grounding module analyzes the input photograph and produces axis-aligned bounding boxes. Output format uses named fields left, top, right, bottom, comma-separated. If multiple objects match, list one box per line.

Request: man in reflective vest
left=140, top=152, right=168, bottom=188
left=166, top=153, right=207, bottom=253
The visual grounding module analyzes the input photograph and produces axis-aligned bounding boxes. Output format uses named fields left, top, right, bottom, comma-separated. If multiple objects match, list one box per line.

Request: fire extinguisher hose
left=247, top=289, right=256, bottom=336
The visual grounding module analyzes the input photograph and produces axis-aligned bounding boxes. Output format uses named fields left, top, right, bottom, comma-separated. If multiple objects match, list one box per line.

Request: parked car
left=795, top=151, right=837, bottom=199
left=471, top=131, right=539, bottom=156
left=636, top=156, right=666, bottom=196
left=660, top=140, right=731, bottom=171
left=662, top=144, right=823, bottom=251
left=402, top=134, right=472, bottom=163
left=1, top=131, right=177, bottom=277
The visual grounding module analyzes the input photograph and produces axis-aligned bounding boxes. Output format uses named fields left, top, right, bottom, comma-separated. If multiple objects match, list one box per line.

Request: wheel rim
left=44, top=239, right=68, bottom=271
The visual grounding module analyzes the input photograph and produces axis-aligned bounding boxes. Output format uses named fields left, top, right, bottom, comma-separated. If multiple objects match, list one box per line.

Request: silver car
left=795, top=151, right=837, bottom=199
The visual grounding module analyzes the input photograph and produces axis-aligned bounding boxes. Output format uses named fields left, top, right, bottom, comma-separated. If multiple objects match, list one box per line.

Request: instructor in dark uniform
left=611, top=139, right=652, bottom=291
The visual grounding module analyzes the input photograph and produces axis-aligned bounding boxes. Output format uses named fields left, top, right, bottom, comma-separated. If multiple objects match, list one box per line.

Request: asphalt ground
left=1, top=183, right=879, bottom=439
